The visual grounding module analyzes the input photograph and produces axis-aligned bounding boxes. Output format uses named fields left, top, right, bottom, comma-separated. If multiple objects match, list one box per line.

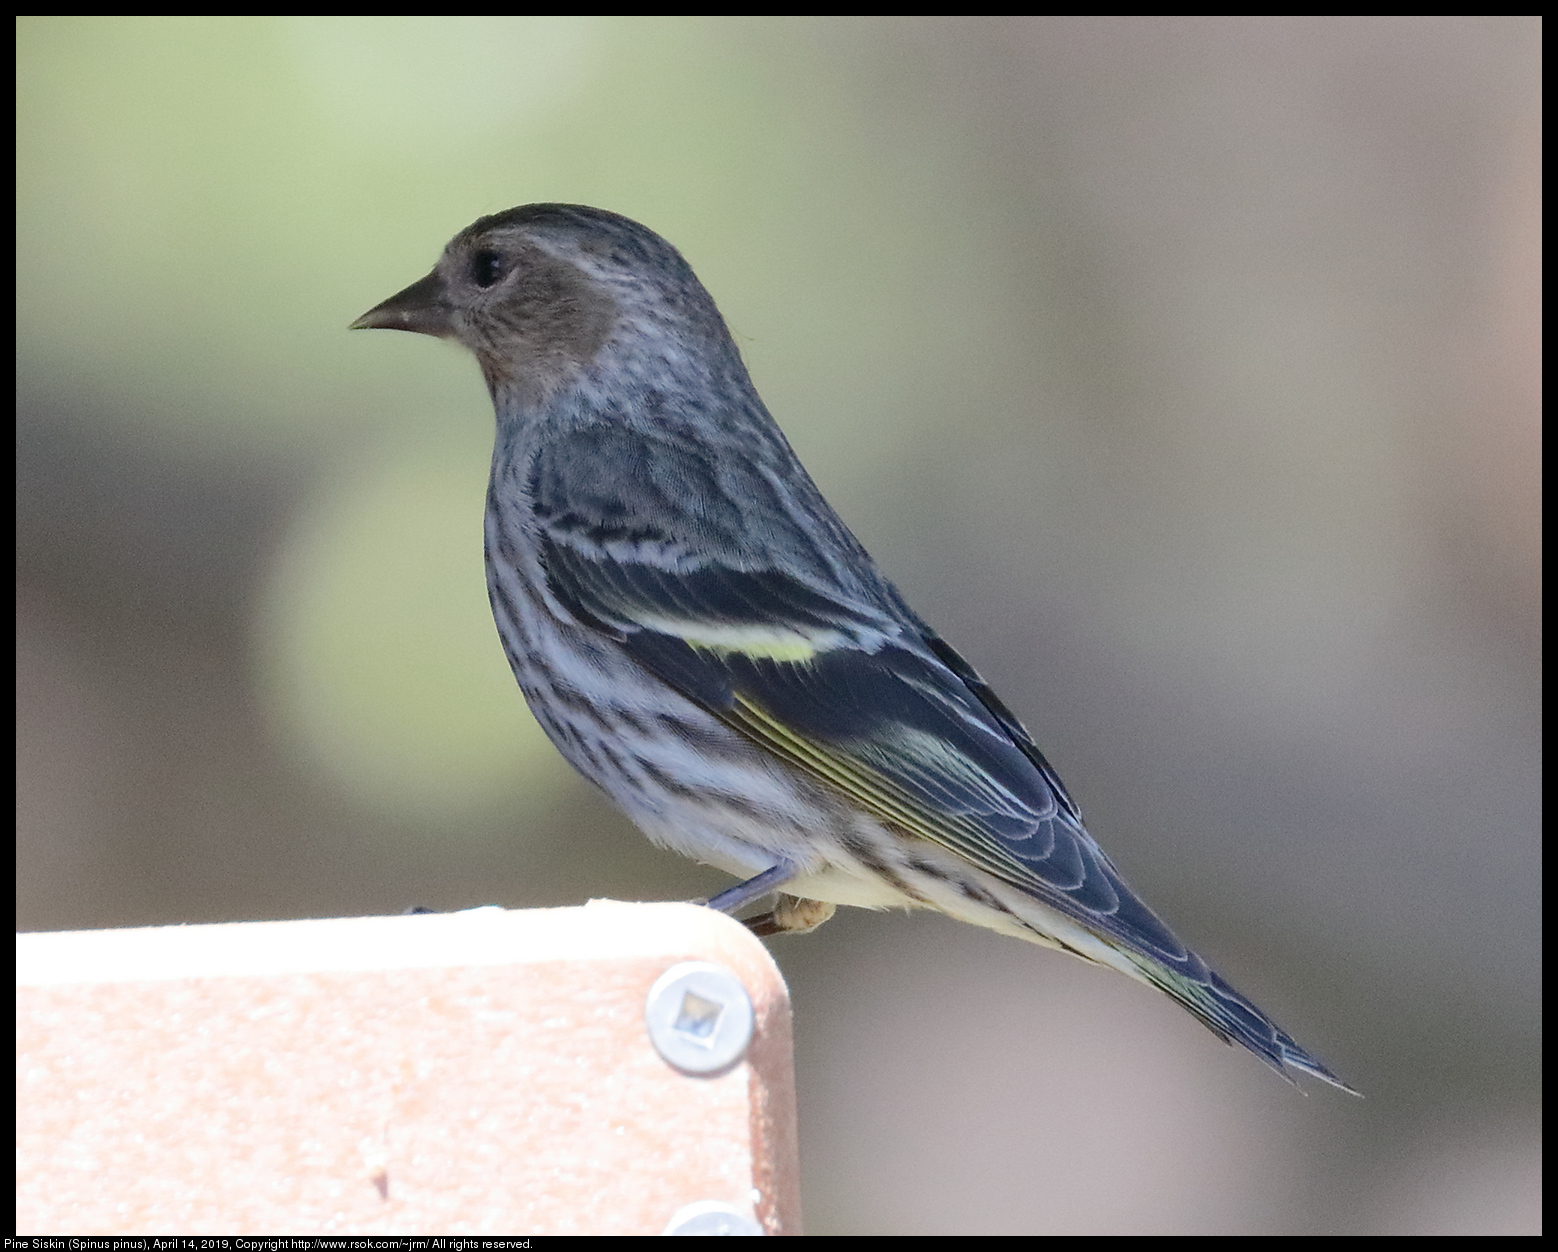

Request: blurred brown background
left=17, top=17, right=1540, bottom=1235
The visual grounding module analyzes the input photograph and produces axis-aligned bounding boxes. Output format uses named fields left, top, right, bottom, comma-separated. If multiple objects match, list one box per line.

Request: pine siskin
left=353, top=204, right=1354, bottom=1092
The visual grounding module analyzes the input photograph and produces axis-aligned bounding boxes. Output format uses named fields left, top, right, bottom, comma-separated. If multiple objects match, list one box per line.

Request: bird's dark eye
left=472, top=249, right=505, bottom=288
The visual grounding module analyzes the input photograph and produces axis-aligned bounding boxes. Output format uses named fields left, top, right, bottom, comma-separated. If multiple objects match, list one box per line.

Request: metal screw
left=661, top=1199, right=765, bottom=1235
left=644, top=960, right=755, bottom=1075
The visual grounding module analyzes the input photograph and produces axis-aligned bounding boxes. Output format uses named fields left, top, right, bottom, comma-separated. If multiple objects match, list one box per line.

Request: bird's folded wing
left=536, top=522, right=1198, bottom=973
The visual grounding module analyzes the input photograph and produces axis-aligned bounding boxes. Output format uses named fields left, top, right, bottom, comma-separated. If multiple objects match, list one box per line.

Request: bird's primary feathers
left=354, top=203, right=1354, bottom=1092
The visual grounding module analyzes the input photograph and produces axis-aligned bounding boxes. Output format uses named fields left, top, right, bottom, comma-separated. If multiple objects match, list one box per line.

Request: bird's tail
left=1129, top=953, right=1360, bottom=1094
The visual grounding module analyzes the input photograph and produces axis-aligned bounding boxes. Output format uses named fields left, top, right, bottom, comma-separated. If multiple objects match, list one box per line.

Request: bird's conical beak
left=351, top=270, right=455, bottom=337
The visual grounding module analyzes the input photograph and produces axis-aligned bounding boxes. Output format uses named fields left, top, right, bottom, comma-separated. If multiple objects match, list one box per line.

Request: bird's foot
left=742, top=893, right=836, bottom=936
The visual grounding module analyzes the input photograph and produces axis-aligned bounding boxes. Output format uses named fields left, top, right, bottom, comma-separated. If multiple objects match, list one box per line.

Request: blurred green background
left=17, top=17, right=1540, bottom=1235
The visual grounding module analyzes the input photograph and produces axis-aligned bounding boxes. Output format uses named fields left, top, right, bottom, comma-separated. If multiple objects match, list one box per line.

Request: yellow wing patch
left=723, top=694, right=1047, bottom=895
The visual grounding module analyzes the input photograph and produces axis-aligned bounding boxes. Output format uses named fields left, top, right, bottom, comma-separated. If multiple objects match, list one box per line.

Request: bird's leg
left=704, top=861, right=797, bottom=915
left=702, top=863, right=837, bottom=936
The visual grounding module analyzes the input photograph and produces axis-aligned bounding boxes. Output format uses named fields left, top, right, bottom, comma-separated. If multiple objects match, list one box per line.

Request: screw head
left=661, top=1199, right=765, bottom=1235
left=644, top=960, right=755, bottom=1075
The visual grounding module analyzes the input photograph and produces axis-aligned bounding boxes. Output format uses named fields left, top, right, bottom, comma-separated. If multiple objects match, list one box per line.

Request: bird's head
left=352, top=204, right=734, bottom=410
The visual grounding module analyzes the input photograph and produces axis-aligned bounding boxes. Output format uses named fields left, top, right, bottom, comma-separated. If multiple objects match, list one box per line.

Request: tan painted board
left=17, top=901, right=800, bottom=1235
